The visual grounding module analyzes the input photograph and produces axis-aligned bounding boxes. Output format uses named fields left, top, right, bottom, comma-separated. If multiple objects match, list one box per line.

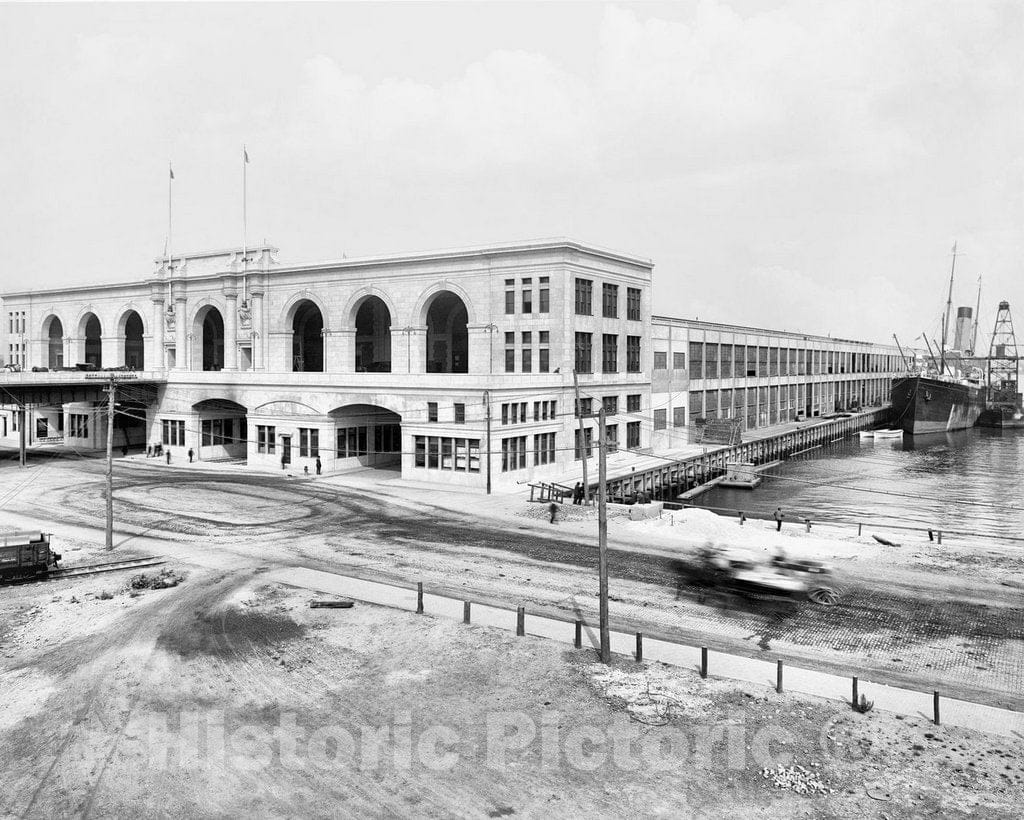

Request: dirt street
left=1, top=455, right=1023, bottom=817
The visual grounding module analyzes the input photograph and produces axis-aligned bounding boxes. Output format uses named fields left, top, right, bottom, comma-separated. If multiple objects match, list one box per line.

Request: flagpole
left=167, top=162, right=174, bottom=301
left=242, top=145, right=248, bottom=303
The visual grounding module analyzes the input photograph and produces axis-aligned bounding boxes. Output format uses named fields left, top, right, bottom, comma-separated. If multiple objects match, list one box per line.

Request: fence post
left=852, top=676, right=859, bottom=709
left=857, top=523, right=862, bottom=536
left=933, top=690, right=941, bottom=726
left=463, top=601, right=471, bottom=624
left=937, top=530, right=943, bottom=544
left=700, top=647, right=708, bottom=679
left=416, top=582, right=424, bottom=614
left=776, top=659, right=783, bottom=693
left=635, top=632, right=643, bottom=662
left=574, top=620, right=582, bottom=649
left=516, top=606, right=525, bottom=637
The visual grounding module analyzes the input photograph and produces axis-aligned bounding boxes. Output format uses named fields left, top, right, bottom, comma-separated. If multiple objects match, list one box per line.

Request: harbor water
left=692, top=428, right=1024, bottom=544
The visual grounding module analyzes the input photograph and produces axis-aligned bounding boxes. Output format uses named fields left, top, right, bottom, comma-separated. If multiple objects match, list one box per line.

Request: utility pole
left=104, top=377, right=116, bottom=549
left=573, top=370, right=590, bottom=504
left=484, top=389, right=492, bottom=495
left=597, top=407, right=610, bottom=663
left=85, top=372, right=137, bottom=550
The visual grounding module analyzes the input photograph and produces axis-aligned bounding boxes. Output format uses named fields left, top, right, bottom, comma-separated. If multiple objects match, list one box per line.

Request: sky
left=1, top=1, right=1022, bottom=346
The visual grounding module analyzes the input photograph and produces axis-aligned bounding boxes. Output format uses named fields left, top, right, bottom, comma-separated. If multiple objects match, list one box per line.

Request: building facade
left=0, top=240, right=654, bottom=488
left=649, top=316, right=903, bottom=450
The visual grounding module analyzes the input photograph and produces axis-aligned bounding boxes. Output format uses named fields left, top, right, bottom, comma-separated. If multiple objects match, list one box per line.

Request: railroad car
left=0, top=532, right=61, bottom=582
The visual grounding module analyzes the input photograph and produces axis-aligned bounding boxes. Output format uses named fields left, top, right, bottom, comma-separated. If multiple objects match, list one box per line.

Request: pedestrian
left=281, top=454, right=286, bottom=470
left=146, top=444, right=152, bottom=458
left=188, top=448, right=194, bottom=463
left=121, top=444, right=129, bottom=457
left=573, top=482, right=583, bottom=505
left=165, top=449, right=171, bottom=465
left=774, top=507, right=784, bottom=532
left=303, top=465, right=309, bottom=476
left=549, top=501, right=559, bottom=524
left=315, top=455, right=322, bottom=475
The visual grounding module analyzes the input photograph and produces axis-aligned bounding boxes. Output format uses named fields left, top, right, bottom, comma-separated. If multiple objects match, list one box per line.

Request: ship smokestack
left=954, top=306, right=973, bottom=353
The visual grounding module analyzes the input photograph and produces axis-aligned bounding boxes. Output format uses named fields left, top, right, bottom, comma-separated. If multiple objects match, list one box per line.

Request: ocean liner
left=890, top=373, right=985, bottom=434
left=890, top=243, right=986, bottom=434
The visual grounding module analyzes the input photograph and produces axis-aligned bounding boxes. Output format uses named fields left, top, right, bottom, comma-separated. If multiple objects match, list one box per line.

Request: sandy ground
left=2, top=570, right=1022, bottom=819
left=1, top=454, right=1023, bottom=816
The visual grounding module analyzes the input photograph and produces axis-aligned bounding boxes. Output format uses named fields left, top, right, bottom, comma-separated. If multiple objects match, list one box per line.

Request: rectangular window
left=415, top=436, right=426, bottom=467
left=574, top=278, right=593, bottom=315
left=336, top=426, right=368, bottom=457
left=605, top=423, right=619, bottom=453
left=428, top=436, right=439, bottom=469
left=626, top=336, right=641, bottom=373
left=505, top=279, right=515, bottom=314
left=627, top=421, right=640, bottom=449
left=427, top=402, right=438, bottom=423
left=602, top=334, right=618, bottom=373
left=627, top=394, right=641, bottom=413
left=505, top=331, right=515, bottom=345
left=653, top=409, right=667, bottom=430
left=454, top=403, right=465, bottom=424
left=539, top=276, right=550, bottom=313
left=602, top=283, right=619, bottom=318
left=705, top=344, right=719, bottom=380
left=257, top=424, right=275, bottom=454
left=689, top=342, right=703, bottom=379
left=299, top=428, right=319, bottom=457
left=522, top=348, right=532, bottom=372
left=653, top=351, right=667, bottom=370
left=505, top=348, right=516, bottom=373
left=626, top=287, right=641, bottom=321
left=673, top=406, right=686, bottom=427
left=574, top=427, right=593, bottom=460
left=522, top=278, right=533, bottom=314
left=521, top=331, right=532, bottom=344
left=160, top=419, right=185, bottom=447
left=538, top=331, right=550, bottom=373
left=673, top=351, right=686, bottom=370
left=574, top=332, right=592, bottom=374
left=533, top=432, right=556, bottom=465
left=602, top=395, right=618, bottom=416
left=501, top=436, right=528, bottom=472
left=576, top=397, right=592, bottom=418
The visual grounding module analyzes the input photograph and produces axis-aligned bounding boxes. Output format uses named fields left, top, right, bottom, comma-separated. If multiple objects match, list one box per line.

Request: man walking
left=188, top=447, right=194, bottom=463
left=549, top=501, right=559, bottom=524
left=573, top=482, right=583, bottom=505
left=315, top=455, right=322, bottom=476
left=774, top=507, right=784, bottom=532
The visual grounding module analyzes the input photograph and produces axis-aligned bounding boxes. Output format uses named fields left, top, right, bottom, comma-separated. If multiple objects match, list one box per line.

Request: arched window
left=123, top=311, right=144, bottom=370
left=425, top=292, right=468, bottom=374
left=355, top=297, right=392, bottom=372
left=46, top=317, right=64, bottom=369
left=292, top=301, right=324, bottom=372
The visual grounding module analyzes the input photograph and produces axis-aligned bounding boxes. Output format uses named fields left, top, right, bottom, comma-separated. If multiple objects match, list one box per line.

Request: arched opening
left=84, top=314, right=102, bottom=368
left=46, top=317, right=64, bottom=370
left=123, top=311, right=144, bottom=370
left=355, top=297, right=392, bottom=372
left=292, top=300, right=324, bottom=372
left=193, top=399, right=248, bottom=461
left=425, top=291, right=468, bottom=374
left=198, top=307, right=224, bottom=371
left=329, top=403, right=402, bottom=472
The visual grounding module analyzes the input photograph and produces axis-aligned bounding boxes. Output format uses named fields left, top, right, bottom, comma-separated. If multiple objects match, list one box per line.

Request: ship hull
left=890, top=376, right=985, bottom=435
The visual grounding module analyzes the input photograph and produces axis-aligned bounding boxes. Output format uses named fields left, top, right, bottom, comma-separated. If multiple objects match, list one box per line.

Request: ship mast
left=970, top=275, right=982, bottom=355
left=940, top=241, right=958, bottom=375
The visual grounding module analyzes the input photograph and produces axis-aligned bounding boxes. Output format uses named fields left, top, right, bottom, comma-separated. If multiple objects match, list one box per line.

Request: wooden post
left=516, top=606, right=525, bottom=636
left=852, top=676, right=859, bottom=709
left=574, top=620, right=582, bottom=649
left=933, top=690, right=941, bottom=725
left=937, top=530, right=943, bottom=544
left=700, top=647, right=708, bottom=679
left=635, top=632, right=643, bottom=662
left=416, top=582, right=424, bottom=614
left=463, top=601, right=471, bottom=624
left=776, top=659, right=783, bottom=693
left=857, top=523, right=862, bottom=536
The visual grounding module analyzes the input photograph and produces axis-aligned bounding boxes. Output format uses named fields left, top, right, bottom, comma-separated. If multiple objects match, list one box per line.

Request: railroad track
left=6, top=556, right=167, bottom=585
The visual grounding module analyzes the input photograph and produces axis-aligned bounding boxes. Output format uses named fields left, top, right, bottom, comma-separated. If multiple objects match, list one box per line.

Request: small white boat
left=872, top=429, right=904, bottom=439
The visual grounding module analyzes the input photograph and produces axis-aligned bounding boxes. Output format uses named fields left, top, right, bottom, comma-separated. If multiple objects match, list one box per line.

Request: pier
left=597, top=408, right=889, bottom=503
